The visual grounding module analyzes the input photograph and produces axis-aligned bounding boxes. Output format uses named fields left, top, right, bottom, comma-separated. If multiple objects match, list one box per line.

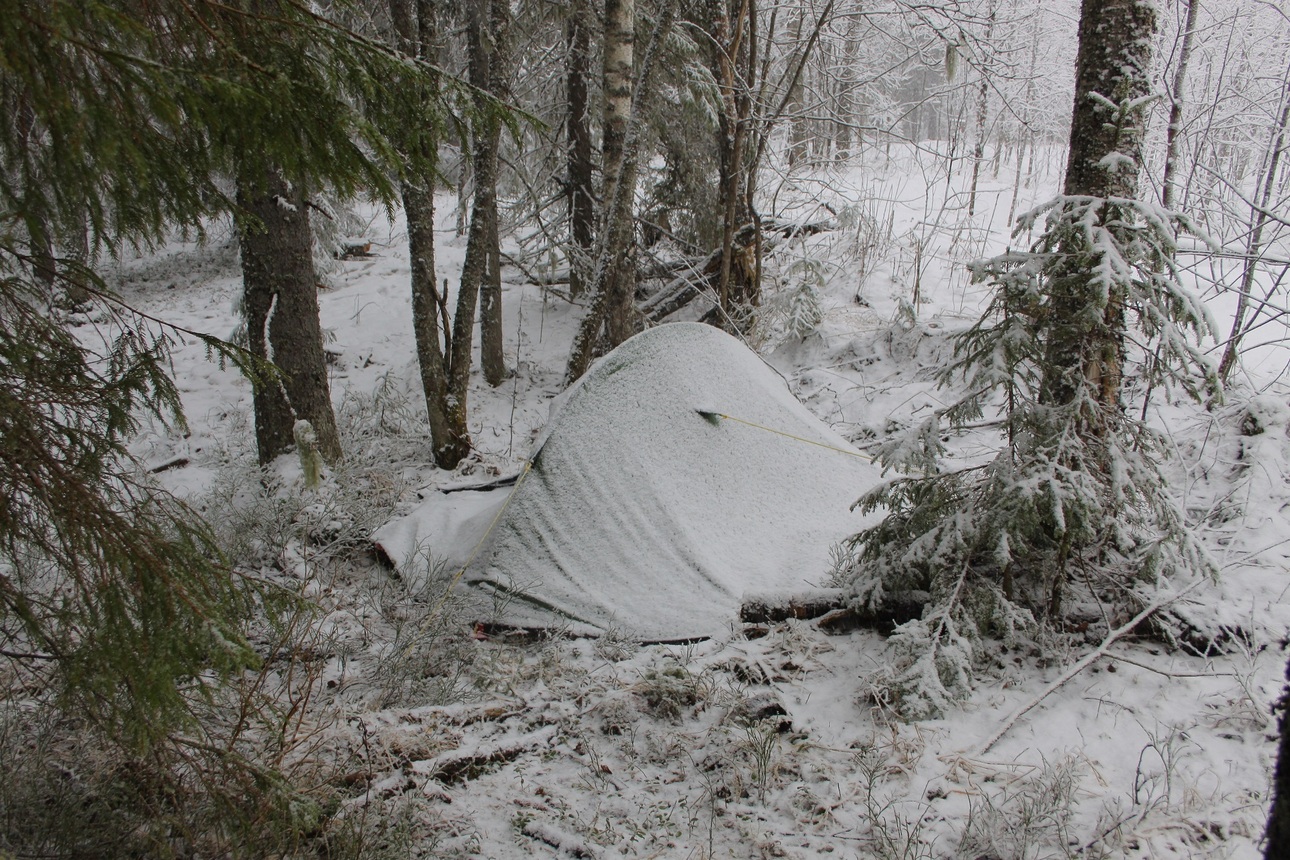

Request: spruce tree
left=836, top=0, right=1218, bottom=718
left=0, top=0, right=465, bottom=747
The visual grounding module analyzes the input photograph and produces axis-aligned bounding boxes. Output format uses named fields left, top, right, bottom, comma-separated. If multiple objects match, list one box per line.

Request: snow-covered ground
left=104, top=149, right=1290, bottom=858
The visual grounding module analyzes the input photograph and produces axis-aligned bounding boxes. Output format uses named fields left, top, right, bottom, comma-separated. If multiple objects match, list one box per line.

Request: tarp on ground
left=374, top=322, right=880, bottom=641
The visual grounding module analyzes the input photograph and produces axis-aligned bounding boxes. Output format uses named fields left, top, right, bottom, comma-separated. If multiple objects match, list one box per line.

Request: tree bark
left=565, top=0, right=637, bottom=383
left=564, top=0, right=681, bottom=384
left=1162, top=0, right=1200, bottom=210
left=708, top=0, right=759, bottom=332
left=566, top=0, right=595, bottom=300
left=238, top=168, right=343, bottom=466
left=1060, top=0, right=1154, bottom=202
left=467, top=0, right=510, bottom=389
left=387, top=0, right=468, bottom=467
left=1039, top=0, right=1156, bottom=422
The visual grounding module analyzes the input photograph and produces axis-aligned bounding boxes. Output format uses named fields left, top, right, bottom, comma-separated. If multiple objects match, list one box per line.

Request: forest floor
left=109, top=150, right=1290, bottom=858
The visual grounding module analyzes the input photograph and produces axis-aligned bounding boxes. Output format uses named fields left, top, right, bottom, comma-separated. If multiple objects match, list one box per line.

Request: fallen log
left=416, top=726, right=556, bottom=783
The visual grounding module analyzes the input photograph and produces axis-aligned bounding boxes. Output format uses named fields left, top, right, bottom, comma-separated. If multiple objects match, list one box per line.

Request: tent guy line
left=695, top=410, right=876, bottom=463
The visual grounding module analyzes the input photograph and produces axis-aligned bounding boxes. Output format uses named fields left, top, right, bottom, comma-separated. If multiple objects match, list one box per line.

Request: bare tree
left=1161, top=0, right=1200, bottom=210
left=967, top=2, right=996, bottom=217
left=1217, top=60, right=1290, bottom=381
left=466, top=0, right=511, bottom=388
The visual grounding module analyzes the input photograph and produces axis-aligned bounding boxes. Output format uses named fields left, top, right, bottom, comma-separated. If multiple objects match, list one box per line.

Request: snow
left=98, top=142, right=1290, bottom=857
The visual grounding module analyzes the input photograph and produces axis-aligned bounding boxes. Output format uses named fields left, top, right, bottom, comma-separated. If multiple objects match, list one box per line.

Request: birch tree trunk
left=565, top=0, right=636, bottom=382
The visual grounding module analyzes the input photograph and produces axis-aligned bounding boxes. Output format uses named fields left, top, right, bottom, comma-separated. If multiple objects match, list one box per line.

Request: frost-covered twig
left=1100, top=650, right=1233, bottom=679
left=975, top=580, right=1203, bottom=755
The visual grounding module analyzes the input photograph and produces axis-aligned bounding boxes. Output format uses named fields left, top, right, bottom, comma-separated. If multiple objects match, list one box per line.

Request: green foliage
left=0, top=0, right=482, bottom=247
left=838, top=194, right=1220, bottom=716
left=0, top=0, right=486, bottom=763
left=785, top=260, right=825, bottom=339
left=642, top=24, right=722, bottom=250
left=0, top=258, right=264, bottom=750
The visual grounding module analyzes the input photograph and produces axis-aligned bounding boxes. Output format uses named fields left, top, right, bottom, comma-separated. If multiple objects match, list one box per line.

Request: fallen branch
left=975, top=580, right=1204, bottom=756
left=1100, top=649, right=1234, bottom=679
left=419, top=726, right=556, bottom=783
left=739, top=588, right=847, bottom=623
left=148, top=455, right=190, bottom=473
left=521, top=820, right=598, bottom=858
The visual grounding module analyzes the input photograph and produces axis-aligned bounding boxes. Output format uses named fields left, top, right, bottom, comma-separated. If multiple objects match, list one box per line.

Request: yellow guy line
left=698, top=410, right=875, bottom=462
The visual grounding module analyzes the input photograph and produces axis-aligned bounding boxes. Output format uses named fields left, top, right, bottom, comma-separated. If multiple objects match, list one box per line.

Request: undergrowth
left=0, top=373, right=484, bottom=858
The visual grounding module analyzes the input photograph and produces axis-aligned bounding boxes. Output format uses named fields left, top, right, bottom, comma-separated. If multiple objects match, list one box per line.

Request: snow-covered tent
left=375, top=322, right=880, bottom=641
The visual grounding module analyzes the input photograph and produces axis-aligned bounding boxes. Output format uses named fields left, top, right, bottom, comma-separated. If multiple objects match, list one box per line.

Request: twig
left=0, top=648, right=56, bottom=660
left=975, top=580, right=1203, bottom=756
left=1101, top=650, right=1234, bottom=679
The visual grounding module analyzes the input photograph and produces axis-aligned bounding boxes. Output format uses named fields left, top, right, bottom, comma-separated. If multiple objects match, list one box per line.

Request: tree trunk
left=833, top=12, right=859, bottom=163
left=238, top=168, right=343, bottom=466
left=387, top=0, right=468, bottom=467
left=1267, top=657, right=1290, bottom=859
left=565, top=0, right=637, bottom=383
left=967, top=5, right=996, bottom=218
left=597, top=0, right=639, bottom=347
left=566, top=0, right=595, bottom=300
left=1060, top=0, right=1154, bottom=200
left=467, top=0, right=510, bottom=389
left=439, top=0, right=512, bottom=458
left=405, top=180, right=465, bottom=464
left=1161, top=0, right=1199, bottom=210
left=1039, top=0, right=1156, bottom=425
left=785, top=8, right=808, bottom=169
left=708, top=0, right=759, bottom=332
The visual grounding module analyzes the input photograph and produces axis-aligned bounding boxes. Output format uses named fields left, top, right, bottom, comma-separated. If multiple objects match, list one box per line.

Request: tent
left=374, top=322, right=880, bottom=641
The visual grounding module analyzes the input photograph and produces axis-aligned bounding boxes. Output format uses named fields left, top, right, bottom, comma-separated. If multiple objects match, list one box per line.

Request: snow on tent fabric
left=375, top=322, right=881, bottom=641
